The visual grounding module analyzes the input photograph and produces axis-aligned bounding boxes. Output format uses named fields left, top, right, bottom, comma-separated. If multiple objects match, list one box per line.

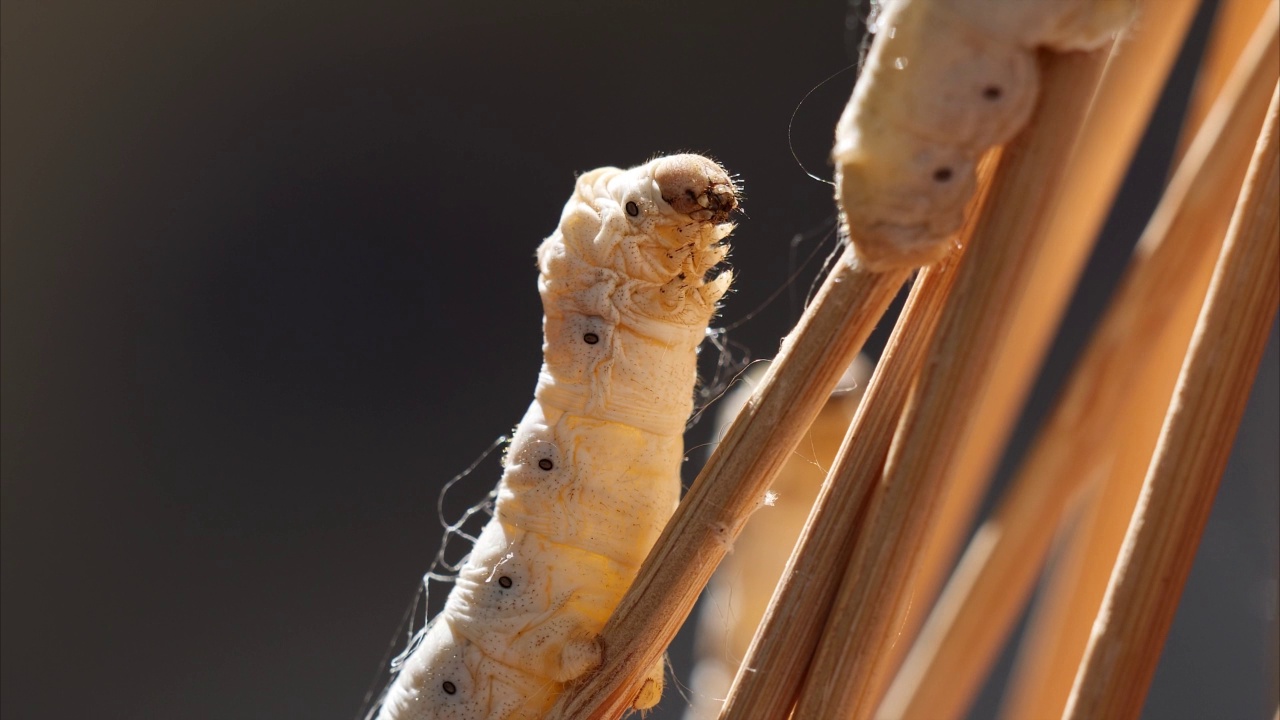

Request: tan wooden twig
left=1000, top=8, right=1280, bottom=717
left=878, top=8, right=1280, bottom=719
left=1178, top=0, right=1274, bottom=160
left=891, top=0, right=1202, bottom=679
left=1063, top=82, right=1279, bottom=720
left=717, top=164, right=984, bottom=720
left=788, top=46, right=1114, bottom=720
left=546, top=256, right=909, bottom=719
left=682, top=355, right=873, bottom=720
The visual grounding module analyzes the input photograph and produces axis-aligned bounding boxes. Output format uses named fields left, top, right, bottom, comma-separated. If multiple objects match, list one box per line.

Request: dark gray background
left=2, top=1, right=1275, bottom=718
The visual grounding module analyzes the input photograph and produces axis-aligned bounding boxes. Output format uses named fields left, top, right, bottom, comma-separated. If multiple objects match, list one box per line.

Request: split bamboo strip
left=877, top=10, right=1280, bottom=718
left=892, top=0, right=1200, bottom=676
left=717, top=166, right=983, bottom=720
left=546, top=257, right=910, bottom=720
left=1063, top=83, right=1280, bottom=720
left=1178, top=0, right=1274, bottom=161
left=790, top=47, right=1113, bottom=720
left=1000, top=8, right=1279, bottom=717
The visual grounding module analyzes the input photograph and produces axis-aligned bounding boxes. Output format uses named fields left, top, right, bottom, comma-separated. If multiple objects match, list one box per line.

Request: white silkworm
left=376, top=154, right=739, bottom=720
left=835, top=0, right=1133, bottom=270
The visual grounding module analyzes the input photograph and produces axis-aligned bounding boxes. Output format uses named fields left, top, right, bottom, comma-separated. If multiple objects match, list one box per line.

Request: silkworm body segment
left=834, top=0, right=1133, bottom=270
left=378, top=154, right=738, bottom=720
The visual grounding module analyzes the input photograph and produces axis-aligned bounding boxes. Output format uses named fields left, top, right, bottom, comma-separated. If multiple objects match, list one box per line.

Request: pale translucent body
left=835, top=0, right=1133, bottom=270
left=377, top=155, right=737, bottom=720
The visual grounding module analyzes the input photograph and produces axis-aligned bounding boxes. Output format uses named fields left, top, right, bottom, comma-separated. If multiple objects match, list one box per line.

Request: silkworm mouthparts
left=653, top=154, right=739, bottom=224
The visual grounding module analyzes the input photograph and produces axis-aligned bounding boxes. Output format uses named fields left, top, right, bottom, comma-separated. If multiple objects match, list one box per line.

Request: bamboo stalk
left=717, top=170, right=981, bottom=720
left=789, top=46, right=1113, bottom=720
left=892, top=0, right=1201, bottom=676
left=1063, top=83, right=1280, bottom=720
left=879, top=10, right=1280, bottom=719
left=1000, top=8, right=1280, bottom=717
left=545, top=256, right=909, bottom=719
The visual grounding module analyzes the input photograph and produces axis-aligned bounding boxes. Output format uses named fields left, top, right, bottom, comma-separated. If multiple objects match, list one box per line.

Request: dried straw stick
left=681, top=354, right=873, bottom=720
left=879, top=10, right=1280, bottom=720
left=717, top=177, right=981, bottom=720
left=546, top=257, right=909, bottom=719
left=1178, top=0, right=1274, bottom=160
left=1000, top=9, right=1280, bottom=717
left=789, top=47, right=1113, bottom=720
left=893, top=0, right=1201, bottom=670
left=1063, top=82, right=1280, bottom=720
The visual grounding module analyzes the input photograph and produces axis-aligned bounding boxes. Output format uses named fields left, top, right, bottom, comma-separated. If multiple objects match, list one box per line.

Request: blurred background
left=2, top=1, right=1275, bottom=718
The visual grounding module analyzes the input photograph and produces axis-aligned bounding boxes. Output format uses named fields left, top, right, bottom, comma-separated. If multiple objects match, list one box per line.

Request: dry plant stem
left=790, top=47, right=1112, bottom=720
left=718, top=219, right=975, bottom=720
left=880, top=10, right=1280, bottom=720
left=546, top=256, right=909, bottom=720
left=892, top=0, right=1199, bottom=670
left=1178, top=0, right=1274, bottom=161
left=1064, top=84, right=1280, bottom=720
left=1000, top=9, right=1280, bottom=717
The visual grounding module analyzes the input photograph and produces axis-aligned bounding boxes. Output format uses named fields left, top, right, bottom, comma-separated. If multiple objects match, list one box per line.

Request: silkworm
left=376, top=154, right=739, bottom=720
left=834, top=0, right=1133, bottom=270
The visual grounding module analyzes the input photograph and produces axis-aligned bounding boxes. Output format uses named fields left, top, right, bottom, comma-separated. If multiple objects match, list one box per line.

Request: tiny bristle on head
left=729, top=173, right=747, bottom=206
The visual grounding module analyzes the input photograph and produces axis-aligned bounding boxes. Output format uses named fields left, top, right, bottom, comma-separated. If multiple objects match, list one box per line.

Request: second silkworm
left=835, top=0, right=1132, bottom=270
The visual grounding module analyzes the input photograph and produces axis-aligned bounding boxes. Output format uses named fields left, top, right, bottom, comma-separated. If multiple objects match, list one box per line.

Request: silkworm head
left=651, top=153, right=739, bottom=224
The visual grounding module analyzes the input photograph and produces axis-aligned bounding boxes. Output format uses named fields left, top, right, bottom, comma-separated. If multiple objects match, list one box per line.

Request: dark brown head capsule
left=652, top=154, right=739, bottom=223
